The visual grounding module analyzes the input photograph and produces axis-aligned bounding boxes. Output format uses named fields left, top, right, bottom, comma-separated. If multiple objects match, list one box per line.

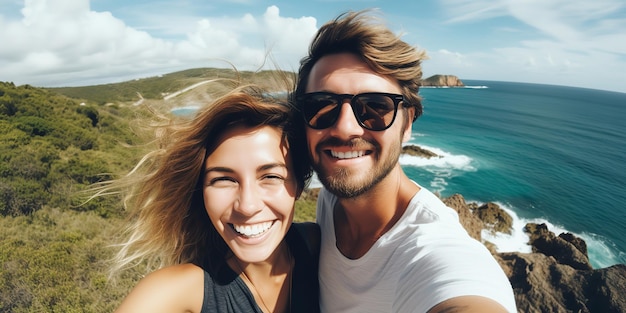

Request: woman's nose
left=233, top=183, right=263, bottom=216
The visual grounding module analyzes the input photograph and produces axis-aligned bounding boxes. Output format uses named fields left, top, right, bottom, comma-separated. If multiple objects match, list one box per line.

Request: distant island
left=421, top=74, right=465, bottom=87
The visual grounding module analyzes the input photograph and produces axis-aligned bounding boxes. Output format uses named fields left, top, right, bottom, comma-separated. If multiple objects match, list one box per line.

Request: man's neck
left=332, top=167, right=419, bottom=259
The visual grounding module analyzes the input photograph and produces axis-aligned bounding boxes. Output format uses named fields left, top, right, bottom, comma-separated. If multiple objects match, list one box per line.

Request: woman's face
left=203, top=125, right=297, bottom=264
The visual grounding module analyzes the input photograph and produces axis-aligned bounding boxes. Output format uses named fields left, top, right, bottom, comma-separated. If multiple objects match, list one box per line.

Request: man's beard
left=313, top=142, right=401, bottom=199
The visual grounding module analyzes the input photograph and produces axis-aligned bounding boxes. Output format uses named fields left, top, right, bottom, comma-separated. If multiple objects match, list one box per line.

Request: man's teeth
left=331, top=150, right=365, bottom=159
left=233, top=222, right=273, bottom=237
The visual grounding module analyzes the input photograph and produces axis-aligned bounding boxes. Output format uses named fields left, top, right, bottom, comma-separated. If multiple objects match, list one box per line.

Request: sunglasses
left=298, top=92, right=406, bottom=131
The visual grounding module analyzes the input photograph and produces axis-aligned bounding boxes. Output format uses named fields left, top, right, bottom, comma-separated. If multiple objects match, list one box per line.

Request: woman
left=105, top=82, right=319, bottom=313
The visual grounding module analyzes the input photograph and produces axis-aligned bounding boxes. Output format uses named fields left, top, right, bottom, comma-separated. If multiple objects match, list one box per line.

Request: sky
left=1, top=0, right=625, bottom=93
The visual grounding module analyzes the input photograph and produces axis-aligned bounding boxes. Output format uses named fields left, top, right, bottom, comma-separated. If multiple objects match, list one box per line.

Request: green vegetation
left=48, top=68, right=289, bottom=104
left=0, top=80, right=146, bottom=312
left=0, top=82, right=139, bottom=217
left=0, top=69, right=315, bottom=312
left=0, top=207, right=144, bottom=313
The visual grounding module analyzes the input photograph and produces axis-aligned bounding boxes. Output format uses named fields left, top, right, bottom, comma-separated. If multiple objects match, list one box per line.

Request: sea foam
left=400, top=144, right=475, bottom=170
left=400, top=144, right=475, bottom=193
left=476, top=201, right=622, bottom=269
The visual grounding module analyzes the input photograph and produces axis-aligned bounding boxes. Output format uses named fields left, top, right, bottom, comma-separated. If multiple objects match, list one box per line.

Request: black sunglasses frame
left=298, top=92, right=406, bottom=131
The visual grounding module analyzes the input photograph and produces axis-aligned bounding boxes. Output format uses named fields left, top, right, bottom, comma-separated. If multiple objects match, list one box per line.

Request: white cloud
left=441, top=0, right=508, bottom=23
left=423, top=49, right=474, bottom=77
left=441, top=0, right=626, bottom=51
left=435, top=0, right=626, bottom=91
left=1, top=0, right=623, bottom=92
left=0, top=1, right=317, bottom=87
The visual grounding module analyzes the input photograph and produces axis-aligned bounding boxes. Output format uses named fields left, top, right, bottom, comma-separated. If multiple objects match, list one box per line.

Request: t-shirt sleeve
left=393, top=228, right=517, bottom=313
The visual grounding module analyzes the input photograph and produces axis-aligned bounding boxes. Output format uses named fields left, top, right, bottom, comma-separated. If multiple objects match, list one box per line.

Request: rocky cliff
left=421, top=74, right=465, bottom=87
left=444, top=194, right=626, bottom=313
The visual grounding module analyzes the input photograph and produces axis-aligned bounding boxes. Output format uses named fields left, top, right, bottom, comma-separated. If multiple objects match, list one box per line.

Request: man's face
left=303, top=53, right=413, bottom=198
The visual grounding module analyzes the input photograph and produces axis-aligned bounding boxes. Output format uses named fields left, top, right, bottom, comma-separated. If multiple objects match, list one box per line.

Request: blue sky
left=1, top=0, right=625, bottom=93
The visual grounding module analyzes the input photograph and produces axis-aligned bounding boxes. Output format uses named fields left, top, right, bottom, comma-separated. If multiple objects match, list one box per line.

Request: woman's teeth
left=232, top=221, right=273, bottom=237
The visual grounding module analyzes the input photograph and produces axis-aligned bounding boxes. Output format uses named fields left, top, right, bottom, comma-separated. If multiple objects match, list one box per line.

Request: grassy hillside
left=48, top=68, right=293, bottom=105
left=0, top=69, right=314, bottom=312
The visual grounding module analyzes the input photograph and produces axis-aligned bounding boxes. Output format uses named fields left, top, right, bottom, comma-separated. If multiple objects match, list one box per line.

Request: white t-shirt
left=316, top=185, right=517, bottom=313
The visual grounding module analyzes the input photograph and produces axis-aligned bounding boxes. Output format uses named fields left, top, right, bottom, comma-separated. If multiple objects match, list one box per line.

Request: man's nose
left=328, top=102, right=364, bottom=138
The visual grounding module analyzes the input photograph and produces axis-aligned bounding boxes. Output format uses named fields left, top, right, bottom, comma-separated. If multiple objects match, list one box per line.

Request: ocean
left=400, top=80, right=626, bottom=269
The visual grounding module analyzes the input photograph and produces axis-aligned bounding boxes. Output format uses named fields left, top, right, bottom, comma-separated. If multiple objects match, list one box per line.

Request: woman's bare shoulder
left=114, top=263, right=205, bottom=313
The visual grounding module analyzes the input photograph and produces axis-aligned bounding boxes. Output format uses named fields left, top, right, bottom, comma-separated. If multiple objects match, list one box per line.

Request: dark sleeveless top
left=200, top=222, right=320, bottom=313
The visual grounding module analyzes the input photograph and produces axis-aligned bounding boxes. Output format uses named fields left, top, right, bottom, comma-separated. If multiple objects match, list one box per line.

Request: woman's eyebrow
left=204, top=163, right=286, bottom=174
left=204, top=166, right=234, bottom=175
left=258, top=163, right=288, bottom=172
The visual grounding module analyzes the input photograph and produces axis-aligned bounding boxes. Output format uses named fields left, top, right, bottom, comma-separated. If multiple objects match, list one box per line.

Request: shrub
left=0, top=208, right=133, bottom=313
left=14, top=116, right=55, bottom=136
left=76, top=105, right=99, bottom=127
left=0, top=178, right=48, bottom=216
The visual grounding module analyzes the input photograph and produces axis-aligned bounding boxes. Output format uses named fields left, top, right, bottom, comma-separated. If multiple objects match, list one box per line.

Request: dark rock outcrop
left=475, top=202, right=513, bottom=235
left=401, top=145, right=439, bottom=159
left=421, top=74, right=465, bottom=87
left=525, top=223, right=592, bottom=271
left=500, top=252, right=626, bottom=313
left=559, top=232, right=588, bottom=257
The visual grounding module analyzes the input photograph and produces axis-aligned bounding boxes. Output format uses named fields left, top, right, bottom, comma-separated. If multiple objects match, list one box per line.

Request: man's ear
left=402, top=107, right=416, bottom=142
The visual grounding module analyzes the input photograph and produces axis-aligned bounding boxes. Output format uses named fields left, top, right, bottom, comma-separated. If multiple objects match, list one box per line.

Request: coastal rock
left=475, top=202, right=513, bottom=235
left=421, top=74, right=465, bottom=87
left=559, top=232, right=588, bottom=257
left=442, top=194, right=483, bottom=241
left=499, top=252, right=626, bottom=313
left=401, top=145, right=439, bottom=159
left=525, top=223, right=592, bottom=270
left=524, top=222, right=552, bottom=238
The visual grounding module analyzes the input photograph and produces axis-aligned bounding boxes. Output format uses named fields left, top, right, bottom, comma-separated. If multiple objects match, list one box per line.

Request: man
left=293, top=10, right=517, bottom=313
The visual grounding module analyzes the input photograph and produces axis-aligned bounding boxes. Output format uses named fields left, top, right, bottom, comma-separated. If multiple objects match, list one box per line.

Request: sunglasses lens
left=301, top=94, right=341, bottom=129
left=353, top=94, right=397, bottom=130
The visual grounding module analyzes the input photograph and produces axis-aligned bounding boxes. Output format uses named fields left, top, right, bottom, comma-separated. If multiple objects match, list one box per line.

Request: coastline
left=303, top=173, right=626, bottom=311
left=310, top=144, right=625, bottom=269
left=301, top=179, right=626, bottom=311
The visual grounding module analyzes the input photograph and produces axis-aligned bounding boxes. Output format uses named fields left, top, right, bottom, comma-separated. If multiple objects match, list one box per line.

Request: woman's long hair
left=102, top=77, right=311, bottom=278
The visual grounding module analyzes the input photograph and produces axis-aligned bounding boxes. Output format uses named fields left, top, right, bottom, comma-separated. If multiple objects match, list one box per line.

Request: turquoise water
left=170, top=106, right=200, bottom=116
left=402, top=81, right=626, bottom=268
